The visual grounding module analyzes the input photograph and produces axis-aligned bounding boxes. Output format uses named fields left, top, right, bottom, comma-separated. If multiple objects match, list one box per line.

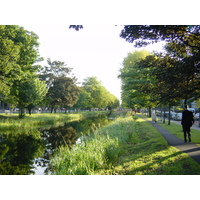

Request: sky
left=2, top=0, right=191, bottom=101
left=22, top=25, right=165, bottom=100
left=1, top=1, right=197, bottom=102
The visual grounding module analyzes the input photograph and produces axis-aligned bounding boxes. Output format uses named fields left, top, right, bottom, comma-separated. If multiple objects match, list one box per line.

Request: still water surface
left=0, top=114, right=111, bottom=175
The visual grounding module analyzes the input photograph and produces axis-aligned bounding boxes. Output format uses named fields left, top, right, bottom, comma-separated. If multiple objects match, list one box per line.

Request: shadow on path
left=138, top=114, right=200, bottom=164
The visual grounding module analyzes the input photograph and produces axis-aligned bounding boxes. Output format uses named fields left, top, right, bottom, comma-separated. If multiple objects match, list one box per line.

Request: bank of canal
left=0, top=111, right=112, bottom=175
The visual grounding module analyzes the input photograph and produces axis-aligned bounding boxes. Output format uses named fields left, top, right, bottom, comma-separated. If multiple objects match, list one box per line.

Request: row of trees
left=119, top=26, right=200, bottom=119
left=74, top=77, right=119, bottom=111
left=0, top=25, right=119, bottom=118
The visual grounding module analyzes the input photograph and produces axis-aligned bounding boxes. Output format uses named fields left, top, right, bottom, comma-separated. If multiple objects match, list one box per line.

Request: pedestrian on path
left=152, top=111, right=157, bottom=124
left=181, top=104, right=194, bottom=142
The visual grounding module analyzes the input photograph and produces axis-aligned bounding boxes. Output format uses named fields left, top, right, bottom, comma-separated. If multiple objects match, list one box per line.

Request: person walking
left=152, top=111, right=157, bottom=124
left=181, top=105, right=194, bottom=142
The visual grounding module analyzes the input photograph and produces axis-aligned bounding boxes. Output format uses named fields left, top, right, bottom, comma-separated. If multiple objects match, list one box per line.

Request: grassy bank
left=159, top=122, right=200, bottom=145
left=142, top=114, right=200, bottom=145
left=0, top=111, right=109, bottom=132
left=50, top=115, right=200, bottom=175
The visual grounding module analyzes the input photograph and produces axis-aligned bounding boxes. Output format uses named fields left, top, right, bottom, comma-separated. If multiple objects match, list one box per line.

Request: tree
left=0, top=26, right=20, bottom=96
left=73, top=88, right=91, bottom=110
left=107, top=93, right=120, bottom=111
left=6, top=77, right=47, bottom=117
left=163, top=43, right=200, bottom=104
left=137, top=54, right=180, bottom=124
left=69, top=25, right=83, bottom=31
left=39, top=58, right=72, bottom=88
left=74, top=77, right=119, bottom=110
left=0, top=25, right=41, bottom=98
left=82, top=77, right=106, bottom=109
left=39, top=59, right=80, bottom=112
left=47, top=76, right=80, bottom=113
left=120, top=25, right=189, bottom=47
left=26, top=79, right=48, bottom=115
left=120, top=25, right=200, bottom=105
left=0, top=25, right=43, bottom=117
left=119, top=50, right=158, bottom=115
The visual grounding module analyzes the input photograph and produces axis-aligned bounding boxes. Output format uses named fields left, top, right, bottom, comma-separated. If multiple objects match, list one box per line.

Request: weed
left=50, top=114, right=200, bottom=175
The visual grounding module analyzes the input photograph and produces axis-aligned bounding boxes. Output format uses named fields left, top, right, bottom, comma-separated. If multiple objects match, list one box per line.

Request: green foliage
left=120, top=25, right=200, bottom=105
left=0, top=25, right=41, bottom=97
left=0, top=129, right=44, bottom=175
left=0, top=111, right=109, bottom=131
left=39, top=58, right=72, bottom=88
left=0, top=25, right=43, bottom=118
left=74, top=77, right=119, bottom=110
left=120, top=25, right=189, bottom=47
left=50, top=117, right=129, bottom=175
left=39, top=59, right=80, bottom=112
left=47, top=76, right=80, bottom=112
left=50, top=114, right=200, bottom=175
left=6, top=77, right=48, bottom=117
left=159, top=122, right=200, bottom=144
left=119, top=50, right=157, bottom=109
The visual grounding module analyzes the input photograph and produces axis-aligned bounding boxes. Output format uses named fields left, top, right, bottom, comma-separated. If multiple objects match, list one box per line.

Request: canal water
left=0, top=114, right=112, bottom=175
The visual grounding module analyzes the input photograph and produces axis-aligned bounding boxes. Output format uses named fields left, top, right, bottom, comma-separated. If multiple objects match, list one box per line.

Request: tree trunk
left=163, top=106, right=165, bottom=124
left=19, top=108, right=25, bottom=118
left=50, top=105, right=54, bottom=113
left=148, top=107, right=151, bottom=118
left=28, top=108, right=32, bottom=115
left=168, top=104, right=171, bottom=125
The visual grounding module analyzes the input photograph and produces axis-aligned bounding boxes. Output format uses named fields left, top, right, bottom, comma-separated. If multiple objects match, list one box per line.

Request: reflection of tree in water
left=42, top=125, right=77, bottom=151
left=0, top=130, right=44, bottom=175
left=0, top=114, right=111, bottom=175
left=0, top=125, right=77, bottom=175
left=40, top=125, right=77, bottom=174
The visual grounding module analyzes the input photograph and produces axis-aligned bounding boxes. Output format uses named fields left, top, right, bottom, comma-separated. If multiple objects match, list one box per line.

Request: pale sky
left=22, top=25, right=165, bottom=100
left=1, top=1, right=195, bottom=101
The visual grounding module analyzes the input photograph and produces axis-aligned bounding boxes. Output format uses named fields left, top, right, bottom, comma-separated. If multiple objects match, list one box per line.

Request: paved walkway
left=138, top=114, right=200, bottom=164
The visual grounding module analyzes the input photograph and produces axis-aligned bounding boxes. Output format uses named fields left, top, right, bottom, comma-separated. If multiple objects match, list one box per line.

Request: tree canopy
left=0, top=25, right=45, bottom=117
left=39, top=59, right=80, bottom=113
left=119, top=50, right=158, bottom=111
left=120, top=25, right=200, bottom=107
left=0, top=25, right=41, bottom=97
left=74, top=77, right=119, bottom=110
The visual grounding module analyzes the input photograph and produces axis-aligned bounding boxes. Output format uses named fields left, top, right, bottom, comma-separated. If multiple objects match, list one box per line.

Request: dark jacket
left=181, top=110, right=194, bottom=127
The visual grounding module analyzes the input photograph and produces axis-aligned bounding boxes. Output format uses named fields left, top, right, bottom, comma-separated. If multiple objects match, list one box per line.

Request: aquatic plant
left=50, top=115, right=200, bottom=175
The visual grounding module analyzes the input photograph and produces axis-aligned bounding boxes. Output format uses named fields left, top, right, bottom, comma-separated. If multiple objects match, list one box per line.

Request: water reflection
left=0, top=114, right=111, bottom=175
left=39, top=125, right=78, bottom=174
left=0, top=130, right=44, bottom=175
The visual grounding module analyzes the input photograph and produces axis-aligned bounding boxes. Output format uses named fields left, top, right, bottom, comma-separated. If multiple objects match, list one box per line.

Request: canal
left=0, top=114, right=112, bottom=175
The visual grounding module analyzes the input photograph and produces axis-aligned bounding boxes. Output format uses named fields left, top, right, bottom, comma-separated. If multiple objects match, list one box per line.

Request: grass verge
left=141, top=114, right=200, bottom=144
left=158, top=121, right=200, bottom=145
left=50, top=115, right=200, bottom=175
left=0, top=111, right=109, bottom=132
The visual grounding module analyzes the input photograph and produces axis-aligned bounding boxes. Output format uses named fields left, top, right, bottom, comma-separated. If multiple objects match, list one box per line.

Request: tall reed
left=50, top=116, right=135, bottom=175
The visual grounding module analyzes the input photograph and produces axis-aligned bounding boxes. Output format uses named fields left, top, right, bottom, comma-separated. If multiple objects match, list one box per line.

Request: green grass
left=139, top=113, right=200, bottom=144
left=50, top=114, right=200, bottom=175
left=0, top=111, right=109, bottom=132
left=158, top=121, right=200, bottom=145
